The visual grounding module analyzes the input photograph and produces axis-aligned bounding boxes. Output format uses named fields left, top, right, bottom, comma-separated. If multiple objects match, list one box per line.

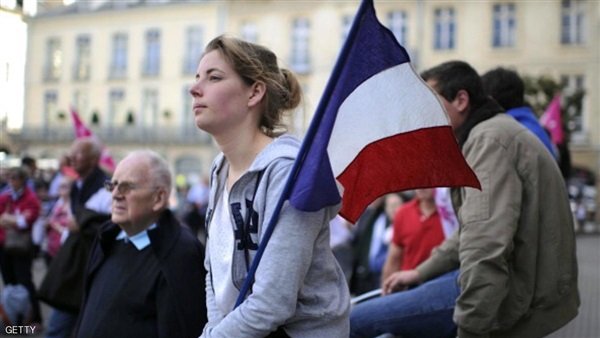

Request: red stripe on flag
left=337, top=126, right=480, bottom=222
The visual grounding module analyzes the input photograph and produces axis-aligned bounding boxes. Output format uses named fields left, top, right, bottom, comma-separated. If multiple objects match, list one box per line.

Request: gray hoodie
left=201, top=135, right=351, bottom=338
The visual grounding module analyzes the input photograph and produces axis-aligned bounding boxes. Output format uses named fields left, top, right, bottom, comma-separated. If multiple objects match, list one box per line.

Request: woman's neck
left=216, top=129, right=273, bottom=191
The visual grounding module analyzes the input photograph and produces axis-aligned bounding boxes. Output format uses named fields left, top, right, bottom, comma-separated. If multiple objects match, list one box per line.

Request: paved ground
left=2, top=234, right=599, bottom=337
left=546, top=234, right=600, bottom=338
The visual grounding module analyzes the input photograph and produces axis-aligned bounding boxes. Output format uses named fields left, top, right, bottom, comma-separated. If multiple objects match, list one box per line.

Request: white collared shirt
left=115, top=223, right=157, bottom=251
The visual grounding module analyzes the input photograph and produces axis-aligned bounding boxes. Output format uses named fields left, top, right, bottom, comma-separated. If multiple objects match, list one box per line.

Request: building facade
left=6, top=0, right=600, bottom=210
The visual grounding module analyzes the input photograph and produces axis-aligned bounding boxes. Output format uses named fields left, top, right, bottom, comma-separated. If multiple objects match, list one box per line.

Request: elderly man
left=350, top=61, right=579, bottom=338
left=40, top=137, right=112, bottom=338
left=74, top=150, right=207, bottom=338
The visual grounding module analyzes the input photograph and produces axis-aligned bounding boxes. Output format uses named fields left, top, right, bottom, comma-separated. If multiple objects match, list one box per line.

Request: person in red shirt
left=381, top=188, right=445, bottom=292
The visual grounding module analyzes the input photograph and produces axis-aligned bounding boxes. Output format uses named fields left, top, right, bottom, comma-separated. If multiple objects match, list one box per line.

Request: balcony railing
left=11, top=126, right=212, bottom=145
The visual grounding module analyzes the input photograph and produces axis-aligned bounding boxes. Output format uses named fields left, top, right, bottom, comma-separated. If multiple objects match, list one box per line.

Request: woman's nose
left=189, top=81, right=202, bottom=97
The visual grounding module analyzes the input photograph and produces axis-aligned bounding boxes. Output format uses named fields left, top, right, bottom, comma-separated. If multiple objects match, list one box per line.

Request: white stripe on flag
left=329, top=63, right=450, bottom=178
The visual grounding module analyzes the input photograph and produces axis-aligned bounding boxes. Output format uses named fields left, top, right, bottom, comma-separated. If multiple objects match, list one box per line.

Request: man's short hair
left=481, top=67, right=525, bottom=110
left=421, top=60, right=488, bottom=108
left=21, top=156, right=36, bottom=169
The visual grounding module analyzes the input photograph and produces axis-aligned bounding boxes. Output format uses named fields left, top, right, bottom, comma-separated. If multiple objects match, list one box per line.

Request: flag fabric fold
left=540, top=95, right=564, bottom=145
left=70, top=106, right=116, bottom=173
left=288, top=0, right=480, bottom=223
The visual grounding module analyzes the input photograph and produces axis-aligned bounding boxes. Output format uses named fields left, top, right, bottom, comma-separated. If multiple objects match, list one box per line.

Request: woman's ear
left=248, top=81, right=266, bottom=108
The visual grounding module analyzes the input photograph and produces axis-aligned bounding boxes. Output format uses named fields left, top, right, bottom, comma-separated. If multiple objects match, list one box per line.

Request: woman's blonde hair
left=203, top=35, right=302, bottom=137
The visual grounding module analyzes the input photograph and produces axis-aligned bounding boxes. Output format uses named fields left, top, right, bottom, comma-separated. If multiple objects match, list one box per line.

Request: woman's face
left=189, top=50, right=254, bottom=136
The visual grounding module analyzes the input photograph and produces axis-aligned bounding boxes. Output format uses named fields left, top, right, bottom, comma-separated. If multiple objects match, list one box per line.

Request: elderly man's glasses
left=104, top=180, right=161, bottom=194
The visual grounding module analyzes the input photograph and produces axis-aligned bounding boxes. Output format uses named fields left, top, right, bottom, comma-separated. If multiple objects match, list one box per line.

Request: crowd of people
left=0, top=34, right=580, bottom=338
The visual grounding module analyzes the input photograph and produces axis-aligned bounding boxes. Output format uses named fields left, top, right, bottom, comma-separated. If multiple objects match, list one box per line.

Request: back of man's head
left=481, top=67, right=525, bottom=110
left=21, top=156, right=37, bottom=175
left=421, top=60, right=487, bottom=108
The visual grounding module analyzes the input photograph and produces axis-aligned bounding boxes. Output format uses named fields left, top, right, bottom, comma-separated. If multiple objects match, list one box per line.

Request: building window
left=142, top=88, right=159, bottom=127
left=561, top=0, right=585, bottom=45
left=561, top=74, right=585, bottom=135
left=74, top=35, right=91, bottom=81
left=72, top=89, right=90, bottom=118
left=290, top=18, right=311, bottom=74
left=143, top=29, right=161, bottom=76
left=492, top=3, right=516, bottom=48
left=388, top=10, right=408, bottom=47
left=292, top=83, right=308, bottom=136
left=341, top=14, right=353, bottom=43
left=240, top=22, right=258, bottom=43
left=44, top=38, right=62, bottom=81
left=184, top=26, right=203, bottom=74
left=44, top=91, right=58, bottom=127
left=434, top=7, right=455, bottom=50
left=110, top=33, right=128, bottom=79
left=109, top=89, right=126, bottom=126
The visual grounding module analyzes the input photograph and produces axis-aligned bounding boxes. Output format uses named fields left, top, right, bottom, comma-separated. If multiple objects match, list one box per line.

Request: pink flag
left=70, top=106, right=116, bottom=173
left=540, top=95, right=564, bottom=145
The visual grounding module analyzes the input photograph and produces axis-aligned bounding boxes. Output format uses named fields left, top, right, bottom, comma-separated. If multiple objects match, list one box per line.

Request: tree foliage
left=522, top=75, right=586, bottom=143
left=91, top=111, right=100, bottom=125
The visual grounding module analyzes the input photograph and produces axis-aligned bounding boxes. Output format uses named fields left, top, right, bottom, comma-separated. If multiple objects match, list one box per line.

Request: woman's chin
left=194, top=119, right=216, bottom=135
left=194, top=118, right=206, bottom=131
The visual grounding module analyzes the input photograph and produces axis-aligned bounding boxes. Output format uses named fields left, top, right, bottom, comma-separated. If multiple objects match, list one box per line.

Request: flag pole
left=234, top=0, right=373, bottom=308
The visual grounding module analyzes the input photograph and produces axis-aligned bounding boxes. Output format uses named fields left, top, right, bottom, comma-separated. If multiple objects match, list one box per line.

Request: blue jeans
left=350, top=269, right=460, bottom=338
left=45, top=309, right=78, bottom=338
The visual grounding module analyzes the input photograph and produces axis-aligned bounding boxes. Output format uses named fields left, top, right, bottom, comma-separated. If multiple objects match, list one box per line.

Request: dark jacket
left=77, top=209, right=207, bottom=338
left=38, top=209, right=110, bottom=312
left=39, top=166, right=111, bottom=312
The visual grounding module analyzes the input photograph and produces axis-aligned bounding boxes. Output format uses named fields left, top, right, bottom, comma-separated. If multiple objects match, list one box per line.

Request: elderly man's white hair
left=124, top=150, right=172, bottom=193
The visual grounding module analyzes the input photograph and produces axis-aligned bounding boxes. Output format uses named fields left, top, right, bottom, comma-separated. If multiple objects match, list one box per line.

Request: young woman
left=190, top=35, right=350, bottom=338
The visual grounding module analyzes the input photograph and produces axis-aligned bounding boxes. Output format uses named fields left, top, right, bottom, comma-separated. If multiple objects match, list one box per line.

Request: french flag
left=70, top=106, right=116, bottom=173
left=288, top=0, right=480, bottom=223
